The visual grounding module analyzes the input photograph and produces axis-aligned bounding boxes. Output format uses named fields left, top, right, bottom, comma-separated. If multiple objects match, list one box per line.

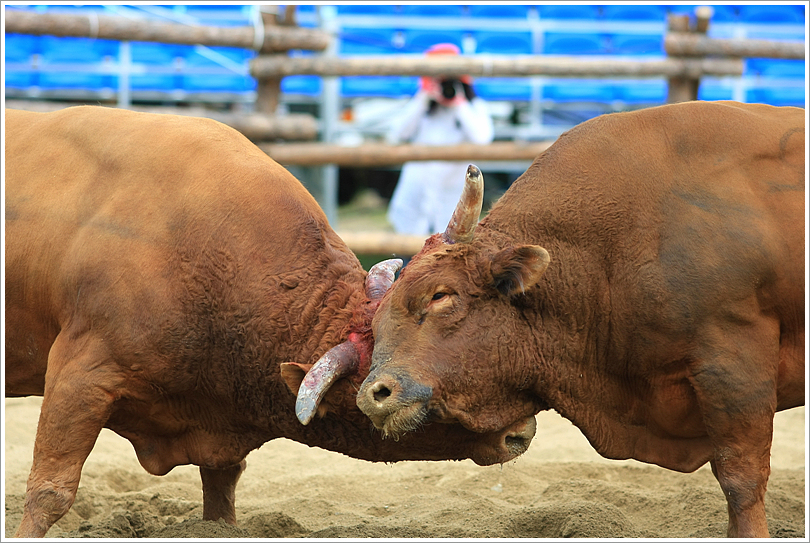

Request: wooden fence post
left=255, top=6, right=284, bottom=114
left=667, top=6, right=713, bottom=103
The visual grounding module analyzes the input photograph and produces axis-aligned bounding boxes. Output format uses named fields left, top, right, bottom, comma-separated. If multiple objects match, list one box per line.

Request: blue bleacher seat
left=746, top=58, right=806, bottom=78
left=601, top=4, right=667, bottom=21
left=340, top=28, right=402, bottom=55
left=341, top=76, right=410, bottom=98
left=473, top=77, right=532, bottom=101
left=739, top=5, right=805, bottom=24
left=473, top=31, right=534, bottom=55
left=38, top=36, right=118, bottom=90
left=610, top=33, right=663, bottom=56
left=746, top=29, right=805, bottom=42
left=616, top=81, right=667, bottom=104
left=543, top=32, right=607, bottom=55
left=4, top=33, right=40, bottom=61
left=746, top=87, right=805, bottom=107
left=537, top=5, right=600, bottom=20
left=180, top=4, right=252, bottom=25
left=281, top=75, right=321, bottom=96
left=402, top=29, right=465, bottom=54
left=31, top=4, right=106, bottom=13
left=336, top=5, right=399, bottom=15
left=697, top=82, right=734, bottom=101
left=543, top=79, right=616, bottom=103
left=400, top=5, right=465, bottom=17
left=5, top=34, right=41, bottom=88
left=182, top=46, right=254, bottom=93
left=129, top=41, right=180, bottom=91
left=468, top=5, right=530, bottom=18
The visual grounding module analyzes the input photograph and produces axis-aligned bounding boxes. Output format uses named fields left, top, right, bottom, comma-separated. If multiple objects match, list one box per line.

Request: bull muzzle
left=356, top=369, right=433, bottom=436
left=358, top=368, right=537, bottom=464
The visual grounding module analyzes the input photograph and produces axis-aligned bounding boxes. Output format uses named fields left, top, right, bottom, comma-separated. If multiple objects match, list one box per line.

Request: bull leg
left=688, top=319, right=780, bottom=538
left=15, top=334, right=118, bottom=538
left=200, top=459, right=246, bottom=524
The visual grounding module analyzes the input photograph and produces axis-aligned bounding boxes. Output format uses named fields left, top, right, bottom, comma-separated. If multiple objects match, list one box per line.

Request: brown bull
left=356, top=101, right=805, bottom=538
left=4, top=106, right=535, bottom=538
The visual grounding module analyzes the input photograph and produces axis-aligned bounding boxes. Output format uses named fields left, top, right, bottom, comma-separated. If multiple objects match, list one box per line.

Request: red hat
left=420, top=43, right=472, bottom=90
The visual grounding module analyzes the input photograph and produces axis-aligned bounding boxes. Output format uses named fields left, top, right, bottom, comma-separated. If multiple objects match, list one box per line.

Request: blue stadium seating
left=746, top=87, right=805, bottom=107
left=5, top=2, right=805, bottom=113
left=281, top=75, right=321, bottom=96
left=697, top=82, right=734, bottom=101
left=341, top=76, right=411, bottom=98
left=468, top=5, right=531, bottom=18
left=746, top=29, right=805, bottom=42
left=179, top=4, right=252, bottom=25
left=474, top=77, right=533, bottom=101
left=38, top=36, right=118, bottom=90
left=472, top=31, right=534, bottom=55
left=336, top=5, right=399, bottom=15
left=400, top=5, right=466, bottom=17
left=402, top=29, right=465, bottom=54
left=543, top=32, right=608, bottom=55
left=601, top=4, right=667, bottom=21
left=182, top=46, right=255, bottom=93
left=610, top=33, right=663, bottom=56
left=340, top=27, right=402, bottom=55
left=746, top=58, right=806, bottom=78
left=616, top=81, right=667, bottom=104
left=537, top=5, right=600, bottom=20
left=543, top=79, right=616, bottom=103
left=739, top=5, right=805, bottom=24
left=4, top=33, right=40, bottom=61
left=4, top=34, right=41, bottom=88
left=129, top=41, right=180, bottom=91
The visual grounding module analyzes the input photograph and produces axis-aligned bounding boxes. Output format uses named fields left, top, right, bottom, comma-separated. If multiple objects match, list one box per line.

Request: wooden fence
left=6, top=7, right=805, bottom=253
left=6, top=7, right=805, bottom=164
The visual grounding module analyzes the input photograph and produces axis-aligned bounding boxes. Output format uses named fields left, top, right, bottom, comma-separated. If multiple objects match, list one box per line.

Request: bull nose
left=357, top=372, right=432, bottom=433
left=471, top=416, right=537, bottom=467
left=504, top=416, right=536, bottom=458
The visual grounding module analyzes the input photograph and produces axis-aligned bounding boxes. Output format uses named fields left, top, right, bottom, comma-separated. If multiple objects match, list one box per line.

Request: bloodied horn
left=294, top=258, right=404, bottom=424
left=365, top=258, right=404, bottom=300
left=443, top=164, right=484, bottom=244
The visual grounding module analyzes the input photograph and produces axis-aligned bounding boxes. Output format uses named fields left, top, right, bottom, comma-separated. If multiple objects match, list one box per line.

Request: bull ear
left=280, top=362, right=312, bottom=396
left=489, top=245, right=550, bottom=296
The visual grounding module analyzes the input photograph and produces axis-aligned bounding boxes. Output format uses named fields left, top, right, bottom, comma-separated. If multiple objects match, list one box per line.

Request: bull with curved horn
left=281, top=258, right=403, bottom=424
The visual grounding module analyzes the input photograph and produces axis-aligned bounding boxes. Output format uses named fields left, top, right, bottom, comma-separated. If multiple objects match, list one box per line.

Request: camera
left=440, top=78, right=461, bottom=99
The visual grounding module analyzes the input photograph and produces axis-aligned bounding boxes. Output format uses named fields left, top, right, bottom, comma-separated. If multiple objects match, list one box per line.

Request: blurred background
left=3, top=3, right=807, bottom=261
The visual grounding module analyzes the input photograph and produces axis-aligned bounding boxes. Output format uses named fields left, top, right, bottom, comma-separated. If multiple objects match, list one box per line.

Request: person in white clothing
left=386, top=43, right=494, bottom=236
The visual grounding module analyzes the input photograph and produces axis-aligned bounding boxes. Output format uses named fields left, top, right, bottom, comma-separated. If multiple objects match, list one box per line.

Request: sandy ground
left=3, top=397, right=806, bottom=539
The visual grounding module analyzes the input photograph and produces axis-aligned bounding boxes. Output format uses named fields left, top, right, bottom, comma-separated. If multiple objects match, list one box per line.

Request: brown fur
left=361, top=101, right=805, bottom=538
left=5, top=106, right=524, bottom=537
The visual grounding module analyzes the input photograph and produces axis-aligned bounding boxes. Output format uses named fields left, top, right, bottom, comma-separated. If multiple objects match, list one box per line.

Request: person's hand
left=420, top=77, right=443, bottom=102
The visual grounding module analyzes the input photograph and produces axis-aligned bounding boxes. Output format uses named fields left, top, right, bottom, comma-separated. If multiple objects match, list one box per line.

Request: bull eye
left=432, top=292, right=448, bottom=301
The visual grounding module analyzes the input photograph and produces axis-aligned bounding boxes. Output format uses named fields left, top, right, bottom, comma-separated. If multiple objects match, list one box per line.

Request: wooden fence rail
left=250, top=54, right=745, bottom=79
left=664, top=34, right=806, bottom=59
left=4, top=9, right=330, bottom=52
left=259, top=141, right=553, bottom=167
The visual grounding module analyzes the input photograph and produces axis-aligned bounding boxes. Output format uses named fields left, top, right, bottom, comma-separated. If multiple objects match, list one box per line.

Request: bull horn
left=295, top=341, right=359, bottom=425
left=443, top=164, right=484, bottom=244
left=365, top=258, right=403, bottom=300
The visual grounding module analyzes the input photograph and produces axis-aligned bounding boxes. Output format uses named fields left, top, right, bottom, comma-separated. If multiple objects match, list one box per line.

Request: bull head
left=280, top=258, right=403, bottom=425
left=355, top=165, right=548, bottom=454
